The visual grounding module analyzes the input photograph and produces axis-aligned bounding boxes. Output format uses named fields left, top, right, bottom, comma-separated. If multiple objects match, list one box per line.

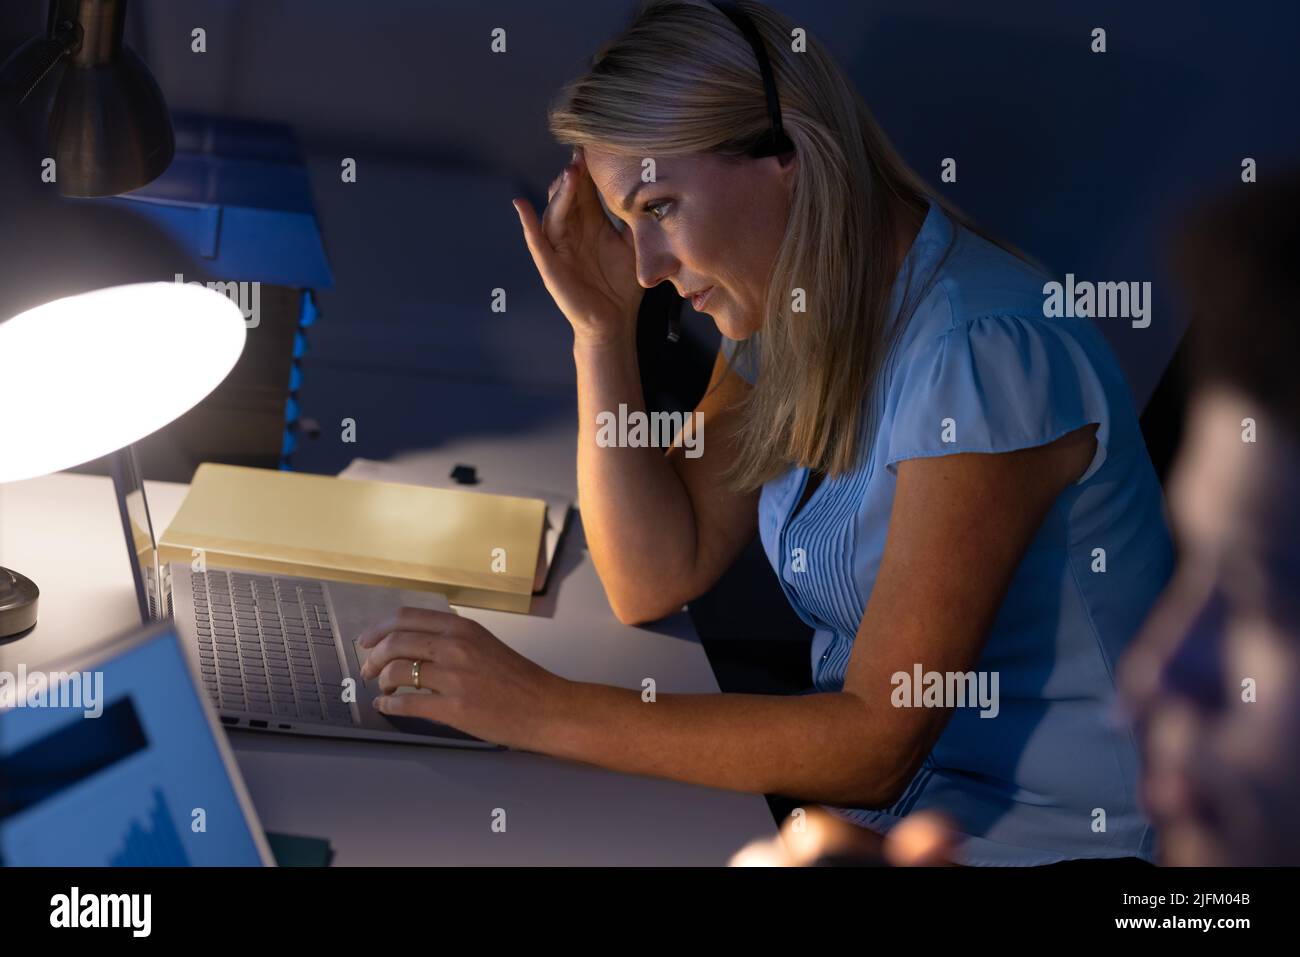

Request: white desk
left=0, top=471, right=776, bottom=864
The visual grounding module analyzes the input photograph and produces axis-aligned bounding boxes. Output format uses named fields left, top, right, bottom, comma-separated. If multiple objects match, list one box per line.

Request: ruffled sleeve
left=883, top=314, right=1112, bottom=483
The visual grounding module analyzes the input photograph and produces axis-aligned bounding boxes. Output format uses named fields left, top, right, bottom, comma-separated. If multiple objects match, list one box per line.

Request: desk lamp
left=0, top=0, right=174, bottom=197
left=0, top=282, right=246, bottom=638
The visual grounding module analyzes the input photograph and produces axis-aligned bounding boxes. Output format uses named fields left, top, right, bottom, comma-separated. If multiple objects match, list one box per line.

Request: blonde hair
left=550, top=0, right=975, bottom=490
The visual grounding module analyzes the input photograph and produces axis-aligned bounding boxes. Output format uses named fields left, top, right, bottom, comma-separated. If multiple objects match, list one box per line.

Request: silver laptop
left=109, top=446, right=497, bottom=750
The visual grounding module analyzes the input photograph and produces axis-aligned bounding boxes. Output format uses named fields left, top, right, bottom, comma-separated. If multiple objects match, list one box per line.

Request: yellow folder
left=158, top=464, right=546, bottom=613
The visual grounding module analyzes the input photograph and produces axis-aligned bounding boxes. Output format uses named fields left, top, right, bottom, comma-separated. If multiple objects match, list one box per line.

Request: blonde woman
left=358, top=0, right=1173, bottom=865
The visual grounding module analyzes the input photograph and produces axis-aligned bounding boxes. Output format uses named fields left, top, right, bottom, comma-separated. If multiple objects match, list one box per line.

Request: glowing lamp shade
left=0, top=282, right=247, bottom=483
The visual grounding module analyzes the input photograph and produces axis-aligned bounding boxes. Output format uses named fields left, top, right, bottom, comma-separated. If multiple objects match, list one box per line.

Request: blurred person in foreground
left=1121, top=172, right=1300, bottom=866
left=729, top=806, right=958, bottom=866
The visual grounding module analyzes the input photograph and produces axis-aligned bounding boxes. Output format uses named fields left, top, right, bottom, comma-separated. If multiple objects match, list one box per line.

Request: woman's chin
left=710, top=308, right=755, bottom=342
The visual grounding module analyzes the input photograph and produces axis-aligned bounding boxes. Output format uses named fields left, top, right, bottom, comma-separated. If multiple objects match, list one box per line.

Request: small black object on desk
left=450, top=464, right=479, bottom=485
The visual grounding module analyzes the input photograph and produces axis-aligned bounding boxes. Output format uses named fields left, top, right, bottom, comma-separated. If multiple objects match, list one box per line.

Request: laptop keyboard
left=190, top=570, right=357, bottom=726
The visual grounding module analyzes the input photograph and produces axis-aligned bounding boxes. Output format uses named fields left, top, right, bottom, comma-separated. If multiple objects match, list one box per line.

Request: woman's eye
left=643, top=200, right=671, bottom=221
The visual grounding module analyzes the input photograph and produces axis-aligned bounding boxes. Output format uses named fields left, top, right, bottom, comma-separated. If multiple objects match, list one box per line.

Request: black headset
left=708, top=0, right=795, bottom=158
left=658, top=1, right=799, bottom=342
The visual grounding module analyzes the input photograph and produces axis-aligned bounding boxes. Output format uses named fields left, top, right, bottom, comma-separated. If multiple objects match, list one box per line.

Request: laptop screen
left=0, top=622, right=269, bottom=866
left=110, top=445, right=172, bottom=625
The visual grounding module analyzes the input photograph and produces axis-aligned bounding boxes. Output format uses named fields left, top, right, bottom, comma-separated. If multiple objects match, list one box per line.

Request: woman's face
left=582, top=147, right=796, bottom=340
left=1121, top=388, right=1300, bottom=865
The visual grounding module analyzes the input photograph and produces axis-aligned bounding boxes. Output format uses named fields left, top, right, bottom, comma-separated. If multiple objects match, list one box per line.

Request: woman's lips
left=690, top=286, right=714, bottom=312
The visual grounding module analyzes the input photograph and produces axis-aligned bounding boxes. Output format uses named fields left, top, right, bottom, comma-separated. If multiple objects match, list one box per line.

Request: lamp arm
left=0, top=19, right=83, bottom=105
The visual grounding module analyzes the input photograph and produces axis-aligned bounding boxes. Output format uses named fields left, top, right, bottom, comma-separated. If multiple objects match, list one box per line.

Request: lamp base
left=0, top=566, right=39, bottom=639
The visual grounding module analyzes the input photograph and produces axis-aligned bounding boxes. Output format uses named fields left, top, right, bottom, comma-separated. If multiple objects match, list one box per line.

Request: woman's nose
left=633, top=240, right=677, bottom=289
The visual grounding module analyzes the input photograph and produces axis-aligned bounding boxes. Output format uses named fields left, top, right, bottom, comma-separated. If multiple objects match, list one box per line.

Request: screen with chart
left=0, top=627, right=265, bottom=866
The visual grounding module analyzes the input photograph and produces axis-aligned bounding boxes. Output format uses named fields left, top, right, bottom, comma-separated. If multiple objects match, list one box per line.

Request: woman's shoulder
left=910, top=219, right=1058, bottom=337
left=880, top=216, right=1137, bottom=481
left=897, top=218, right=1120, bottom=383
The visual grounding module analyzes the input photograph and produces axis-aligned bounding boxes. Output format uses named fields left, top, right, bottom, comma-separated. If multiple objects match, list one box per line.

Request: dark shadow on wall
left=0, top=117, right=202, bottom=325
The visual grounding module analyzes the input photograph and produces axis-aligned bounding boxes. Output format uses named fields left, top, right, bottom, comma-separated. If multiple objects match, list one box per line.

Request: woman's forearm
left=574, top=336, right=701, bottom=622
left=535, top=675, right=899, bottom=808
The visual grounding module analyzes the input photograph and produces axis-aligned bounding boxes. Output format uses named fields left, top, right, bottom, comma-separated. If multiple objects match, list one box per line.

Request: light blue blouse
left=721, top=199, right=1174, bottom=865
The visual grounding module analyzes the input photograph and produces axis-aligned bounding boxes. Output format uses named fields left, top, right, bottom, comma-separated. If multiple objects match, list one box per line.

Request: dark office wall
left=5, top=0, right=1295, bottom=407
left=91, top=0, right=1300, bottom=411
left=4, top=0, right=1296, bottom=449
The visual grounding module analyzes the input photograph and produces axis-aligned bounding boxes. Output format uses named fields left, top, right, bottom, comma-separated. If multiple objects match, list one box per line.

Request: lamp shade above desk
left=0, top=281, right=246, bottom=483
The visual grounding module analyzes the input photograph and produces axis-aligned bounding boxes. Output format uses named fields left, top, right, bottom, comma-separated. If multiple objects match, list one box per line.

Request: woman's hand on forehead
left=513, top=148, right=644, bottom=343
